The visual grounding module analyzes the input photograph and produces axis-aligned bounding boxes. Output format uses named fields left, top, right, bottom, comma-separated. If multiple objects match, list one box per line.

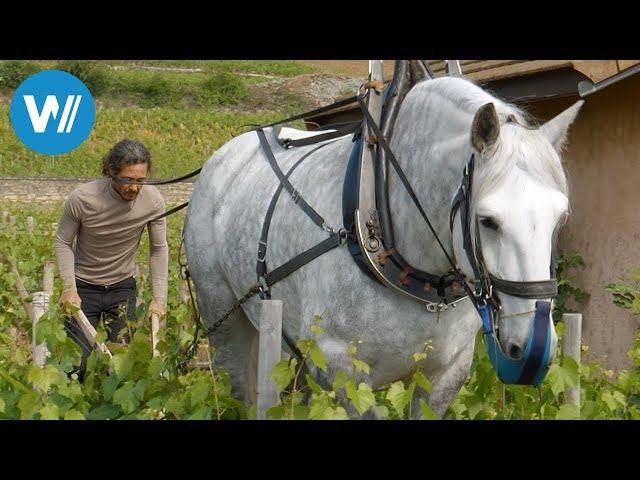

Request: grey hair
left=101, top=139, right=152, bottom=177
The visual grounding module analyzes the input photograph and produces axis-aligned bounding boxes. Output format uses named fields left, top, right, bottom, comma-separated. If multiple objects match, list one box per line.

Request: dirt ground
left=301, top=60, right=397, bottom=79
left=244, top=61, right=398, bottom=111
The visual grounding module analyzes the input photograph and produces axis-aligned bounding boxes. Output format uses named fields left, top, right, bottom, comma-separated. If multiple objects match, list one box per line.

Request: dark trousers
left=64, top=276, right=137, bottom=381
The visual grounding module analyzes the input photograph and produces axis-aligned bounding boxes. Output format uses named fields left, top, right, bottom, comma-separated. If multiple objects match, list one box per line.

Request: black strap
left=257, top=140, right=340, bottom=279
left=112, top=168, right=201, bottom=185
left=275, top=122, right=360, bottom=149
left=357, top=96, right=476, bottom=303
left=261, top=95, right=359, bottom=128
left=489, top=276, right=558, bottom=299
left=147, top=201, right=189, bottom=223
left=264, top=233, right=343, bottom=287
left=256, top=128, right=329, bottom=230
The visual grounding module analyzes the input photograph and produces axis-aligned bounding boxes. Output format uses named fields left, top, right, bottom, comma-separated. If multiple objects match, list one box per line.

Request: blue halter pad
left=482, top=301, right=553, bottom=387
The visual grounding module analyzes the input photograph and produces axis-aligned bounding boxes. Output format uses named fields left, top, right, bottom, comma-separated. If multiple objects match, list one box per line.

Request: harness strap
left=256, top=140, right=341, bottom=280
left=264, top=232, right=345, bottom=288
left=262, top=95, right=359, bottom=128
left=256, top=128, right=329, bottom=230
left=147, top=200, right=189, bottom=223
left=274, top=122, right=360, bottom=149
left=111, top=168, right=201, bottom=185
left=357, top=95, right=477, bottom=304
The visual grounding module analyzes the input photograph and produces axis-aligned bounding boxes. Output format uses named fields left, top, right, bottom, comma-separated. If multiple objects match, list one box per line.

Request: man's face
left=111, top=163, right=149, bottom=201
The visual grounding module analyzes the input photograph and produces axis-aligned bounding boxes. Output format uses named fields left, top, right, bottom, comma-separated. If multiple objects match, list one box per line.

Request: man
left=55, top=139, right=168, bottom=380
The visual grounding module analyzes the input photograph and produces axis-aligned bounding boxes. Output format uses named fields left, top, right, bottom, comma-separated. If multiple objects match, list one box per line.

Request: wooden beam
left=571, top=60, right=619, bottom=84
left=618, top=60, right=640, bottom=71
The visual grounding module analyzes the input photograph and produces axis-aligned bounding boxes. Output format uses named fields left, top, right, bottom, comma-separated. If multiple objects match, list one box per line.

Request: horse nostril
left=508, top=343, right=523, bottom=359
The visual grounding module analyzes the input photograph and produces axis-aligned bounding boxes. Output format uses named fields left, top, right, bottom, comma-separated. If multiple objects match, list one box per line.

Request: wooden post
left=9, top=216, right=16, bottom=234
left=562, top=313, right=582, bottom=409
left=31, top=292, right=50, bottom=367
left=151, top=312, right=160, bottom=357
left=50, top=222, right=58, bottom=238
left=26, top=216, right=34, bottom=234
left=2, top=255, right=33, bottom=321
left=2, top=211, right=8, bottom=224
left=74, top=310, right=113, bottom=357
left=257, top=300, right=282, bottom=420
left=43, top=261, right=55, bottom=296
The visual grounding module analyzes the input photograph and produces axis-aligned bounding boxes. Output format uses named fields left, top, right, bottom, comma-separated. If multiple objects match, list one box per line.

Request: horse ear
left=540, top=100, right=584, bottom=152
left=471, top=103, right=500, bottom=156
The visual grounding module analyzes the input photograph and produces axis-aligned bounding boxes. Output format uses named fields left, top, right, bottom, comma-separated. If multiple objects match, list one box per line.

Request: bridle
left=449, top=151, right=560, bottom=386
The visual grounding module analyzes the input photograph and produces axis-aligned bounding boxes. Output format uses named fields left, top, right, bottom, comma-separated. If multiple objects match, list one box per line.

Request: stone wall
left=0, top=177, right=193, bottom=206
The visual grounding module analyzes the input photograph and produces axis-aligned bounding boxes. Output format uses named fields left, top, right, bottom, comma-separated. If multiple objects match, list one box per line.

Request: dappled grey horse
left=183, top=76, right=582, bottom=417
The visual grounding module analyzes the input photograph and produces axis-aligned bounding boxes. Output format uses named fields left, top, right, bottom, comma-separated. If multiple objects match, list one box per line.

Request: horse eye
left=480, top=217, right=499, bottom=231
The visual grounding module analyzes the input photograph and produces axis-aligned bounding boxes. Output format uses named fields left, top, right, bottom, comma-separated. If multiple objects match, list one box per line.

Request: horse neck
left=386, top=89, right=475, bottom=274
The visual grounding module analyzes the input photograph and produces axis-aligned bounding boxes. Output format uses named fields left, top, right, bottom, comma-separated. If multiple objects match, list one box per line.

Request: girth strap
left=264, top=233, right=344, bottom=288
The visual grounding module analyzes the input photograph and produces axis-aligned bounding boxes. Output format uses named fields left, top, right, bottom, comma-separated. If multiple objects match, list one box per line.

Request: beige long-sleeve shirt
left=54, top=177, right=168, bottom=306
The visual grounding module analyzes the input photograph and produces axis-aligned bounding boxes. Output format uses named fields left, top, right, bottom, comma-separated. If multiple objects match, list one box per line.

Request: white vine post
left=31, top=261, right=56, bottom=367
left=257, top=300, right=282, bottom=420
left=562, top=313, right=582, bottom=409
left=31, top=291, right=50, bottom=367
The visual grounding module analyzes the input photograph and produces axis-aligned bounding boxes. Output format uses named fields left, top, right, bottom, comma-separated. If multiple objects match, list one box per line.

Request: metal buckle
left=258, top=276, right=269, bottom=294
left=337, top=228, right=349, bottom=245
left=257, top=241, right=267, bottom=263
left=291, top=189, right=300, bottom=203
left=322, top=222, right=335, bottom=234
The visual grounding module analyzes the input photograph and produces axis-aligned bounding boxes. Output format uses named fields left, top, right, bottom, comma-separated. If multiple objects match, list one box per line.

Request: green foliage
left=198, top=72, right=248, bottom=106
left=0, top=61, right=41, bottom=90
left=606, top=267, right=640, bottom=314
left=55, top=60, right=109, bottom=96
left=0, top=105, right=281, bottom=177
left=0, top=206, right=242, bottom=420
left=3, top=219, right=638, bottom=420
left=553, top=251, right=590, bottom=322
left=0, top=60, right=314, bottom=110
left=0, top=60, right=323, bottom=179
left=446, top=312, right=640, bottom=420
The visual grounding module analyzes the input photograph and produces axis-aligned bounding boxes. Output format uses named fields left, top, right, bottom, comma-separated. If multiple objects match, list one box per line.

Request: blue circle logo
left=10, top=70, right=95, bottom=155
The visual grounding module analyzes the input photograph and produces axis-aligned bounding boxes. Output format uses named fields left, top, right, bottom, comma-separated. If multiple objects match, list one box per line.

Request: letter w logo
left=23, top=95, right=82, bottom=133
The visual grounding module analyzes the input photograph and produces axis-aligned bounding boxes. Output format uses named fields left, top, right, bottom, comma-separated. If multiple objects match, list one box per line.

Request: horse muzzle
left=482, top=300, right=554, bottom=387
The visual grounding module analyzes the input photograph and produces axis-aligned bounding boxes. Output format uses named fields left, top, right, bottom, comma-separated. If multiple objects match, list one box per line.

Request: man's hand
left=147, top=299, right=166, bottom=319
left=60, top=290, right=82, bottom=315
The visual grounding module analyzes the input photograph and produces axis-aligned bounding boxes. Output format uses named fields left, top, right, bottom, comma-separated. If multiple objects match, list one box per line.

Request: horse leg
left=194, top=277, right=259, bottom=407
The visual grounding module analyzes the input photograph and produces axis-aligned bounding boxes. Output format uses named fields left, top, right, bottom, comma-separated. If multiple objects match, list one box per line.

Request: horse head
left=452, top=98, right=583, bottom=384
